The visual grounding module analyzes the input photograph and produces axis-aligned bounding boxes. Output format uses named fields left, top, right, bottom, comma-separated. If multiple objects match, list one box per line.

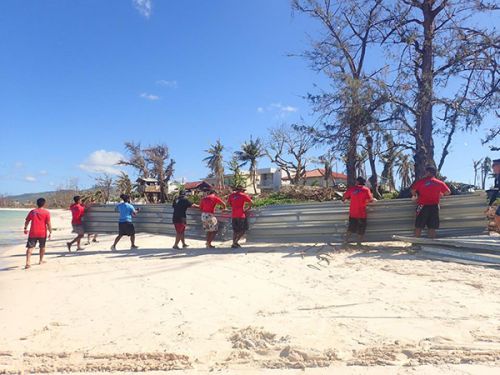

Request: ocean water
left=0, top=209, right=29, bottom=248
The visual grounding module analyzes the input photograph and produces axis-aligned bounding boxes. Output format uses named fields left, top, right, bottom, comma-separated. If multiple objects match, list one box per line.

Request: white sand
left=0, top=209, right=499, bottom=374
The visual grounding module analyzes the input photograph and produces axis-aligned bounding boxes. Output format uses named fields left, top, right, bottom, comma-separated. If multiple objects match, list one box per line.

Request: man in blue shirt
left=111, top=194, right=139, bottom=251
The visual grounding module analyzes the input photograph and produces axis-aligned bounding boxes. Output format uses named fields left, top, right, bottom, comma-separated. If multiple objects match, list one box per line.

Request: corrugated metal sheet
left=246, top=192, right=487, bottom=242
left=83, top=205, right=235, bottom=241
left=83, top=192, right=487, bottom=243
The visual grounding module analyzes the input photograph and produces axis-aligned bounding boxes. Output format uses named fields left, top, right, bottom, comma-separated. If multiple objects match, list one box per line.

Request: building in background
left=188, top=168, right=346, bottom=194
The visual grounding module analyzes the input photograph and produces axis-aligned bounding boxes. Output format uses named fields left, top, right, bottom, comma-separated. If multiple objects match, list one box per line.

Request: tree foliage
left=236, top=137, right=265, bottom=193
left=265, top=124, right=315, bottom=185
left=203, top=140, right=225, bottom=189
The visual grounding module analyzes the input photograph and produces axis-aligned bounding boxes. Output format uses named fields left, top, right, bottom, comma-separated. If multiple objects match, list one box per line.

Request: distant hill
left=4, top=188, right=95, bottom=204
left=4, top=190, right=72, bottom=203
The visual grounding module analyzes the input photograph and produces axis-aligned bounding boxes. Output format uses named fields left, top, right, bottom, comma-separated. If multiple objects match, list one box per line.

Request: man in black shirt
left=172, top=190, right=199, bottom=249
left=488, top=159, right=500, bottom=231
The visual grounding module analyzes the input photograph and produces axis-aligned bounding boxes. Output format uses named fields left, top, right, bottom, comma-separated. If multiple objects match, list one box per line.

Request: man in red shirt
left=343, top=177, right=374, bottom=245
left=23, top=197, right=52, bottom=269
left=199, top=189, right=226, bottom=248
left=67, top=195, right=85, bottom=252
left=228, top=185, right=253, bottom=248
left=411, top=165, right=451, bottom=238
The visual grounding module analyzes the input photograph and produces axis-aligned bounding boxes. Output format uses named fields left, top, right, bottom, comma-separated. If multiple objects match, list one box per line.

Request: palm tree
left=144, top=145, right=175, bottom=203
left=472, top=159, right=483, bottom=188
left=481, top=157, right=492, bottom=190
left=115, top=172, right=133, bottom=196
left=236, top=137, right=265, bottom=193
left=203, top=140, right=225, bottom=189
left=396, top=154, right=414, bottom=190
left=118, top=142, right=149, bottom=178
left=227, top=155, right=246, bottom=188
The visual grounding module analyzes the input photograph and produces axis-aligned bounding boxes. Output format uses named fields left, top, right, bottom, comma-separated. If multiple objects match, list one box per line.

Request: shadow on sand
left=7, top=242, right=415, bottom=263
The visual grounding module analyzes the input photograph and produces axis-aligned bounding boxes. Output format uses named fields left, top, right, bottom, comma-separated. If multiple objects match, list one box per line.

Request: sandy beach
left=0, top=208, right=499, bottom=374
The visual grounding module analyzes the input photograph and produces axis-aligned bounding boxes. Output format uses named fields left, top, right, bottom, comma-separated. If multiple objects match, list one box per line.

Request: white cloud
left=79, top=150, right=124, bottom=175
left=39, top=170, right=48, bottom=175
left=25, top=175, right=36, bottom=182
left=140, top=92, right=160, bottom=101
left=133, top=0, right=152, bottom=18
left=14, top=161, right=24, bottom=169
left=257, top=103, right=298, bottom=117
left=270, top=103, right=298, bottom=113
left=156, top=80, right=178, bottom=88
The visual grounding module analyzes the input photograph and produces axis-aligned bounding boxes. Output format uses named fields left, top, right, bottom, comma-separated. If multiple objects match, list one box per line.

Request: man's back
left=173, top=197, right=193, bottom=222
left=413, top=177, right=450, bottom=205
left=117, top=202, right=134, bottom=222
left=228, top=192, right=252, bottom=218
left=26, top=208, right=50, bottom=237
left=200, top=194, right=223, bottom=213
left=344, top=185, right=372, bottom=218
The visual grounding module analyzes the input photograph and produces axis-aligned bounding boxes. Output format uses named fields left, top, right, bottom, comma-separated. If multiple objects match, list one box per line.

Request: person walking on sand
left=81, top=197, right=98, bottom=245
left=111, top=194, right=139, bottom=251
left=343, top=177, right=374, bottom=245
left=200, top=189, right=226, bottom=248
left=172, top=190, right=199, bottom=249
left=66, top=195, right=85, bottom=252
left=227, top=185, right=252, bottom=249
left=411, top=165, right=451, bottom=239
left=23, top=197, right=52, bottom=269
left=85, top=233, right=98, bottom=245
left=486, top=159, right=500, bottom=231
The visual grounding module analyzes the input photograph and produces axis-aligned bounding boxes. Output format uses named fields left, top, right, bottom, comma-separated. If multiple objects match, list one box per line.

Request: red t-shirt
left=200, top=194, right=224, bottom=214
left=25, top=208, right=51, bottom=238
left=343, top=185, right=373, bottom=219
left=228, top=192, right=252, bottom=218
left=70, top=203, right=85, bottom=225
left=412, top=177, right=450, bottom=205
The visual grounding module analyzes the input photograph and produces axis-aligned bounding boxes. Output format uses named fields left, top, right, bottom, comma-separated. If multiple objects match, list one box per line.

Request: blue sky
left=0, top=0, right=497, bottom=195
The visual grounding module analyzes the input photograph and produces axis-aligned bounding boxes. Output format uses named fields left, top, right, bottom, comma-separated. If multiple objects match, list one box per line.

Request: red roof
left=282, top=168, right=347, bottom=180
left=184, top=181, right=212, bottom=190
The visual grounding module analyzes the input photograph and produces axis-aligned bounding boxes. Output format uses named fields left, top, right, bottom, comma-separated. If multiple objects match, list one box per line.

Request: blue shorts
left=496, top=206, right=500, bottom=216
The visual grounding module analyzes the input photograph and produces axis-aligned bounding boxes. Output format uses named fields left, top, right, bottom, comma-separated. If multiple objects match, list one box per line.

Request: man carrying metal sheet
left=199, top=189, right=226, bottom=248
left=228, top=185, right=253, bottom=249
left=111, top=194, right=139, bottom=251
left=487, top=159, right=500, bottom=232
left=172, top=190, right=199, bottom=249
left=343, top=177, right=374, bottom=245
left=411, top=166, right=451, bottom=239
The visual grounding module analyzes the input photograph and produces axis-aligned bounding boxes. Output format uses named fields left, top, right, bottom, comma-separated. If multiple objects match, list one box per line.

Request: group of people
left=21, top=161, right=500, bottom=269
left=342, top=165, right=452, bottom=245
left=170, top=185, right=253, bottom=249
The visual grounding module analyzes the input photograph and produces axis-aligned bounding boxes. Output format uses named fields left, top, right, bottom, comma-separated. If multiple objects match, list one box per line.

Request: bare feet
left=24, top=264, right=31, bottom=269
left=110, top=245, right=116, bottom=251
left=66, top=242, right=72, bottom=252
left=76, top=247, right=85, bottom=251
left=39, top=261, right=46, bottom=265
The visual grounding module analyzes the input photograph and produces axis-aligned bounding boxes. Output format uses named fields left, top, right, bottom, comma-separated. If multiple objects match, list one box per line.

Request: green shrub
left=253, top=192, right=302, bottom=207
left=382, top=192, right=399, bottom=200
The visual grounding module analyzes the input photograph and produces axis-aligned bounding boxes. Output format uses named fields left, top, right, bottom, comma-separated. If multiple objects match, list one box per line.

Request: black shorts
left=415, top=204, right=440, bottom=229
left=26, top=237, right=46, bottom=248
left=347, top=217, right=367, bottom=235
left=118, top=222, right=135, bottom=236
left=232, top=218, right=249, bottom=233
